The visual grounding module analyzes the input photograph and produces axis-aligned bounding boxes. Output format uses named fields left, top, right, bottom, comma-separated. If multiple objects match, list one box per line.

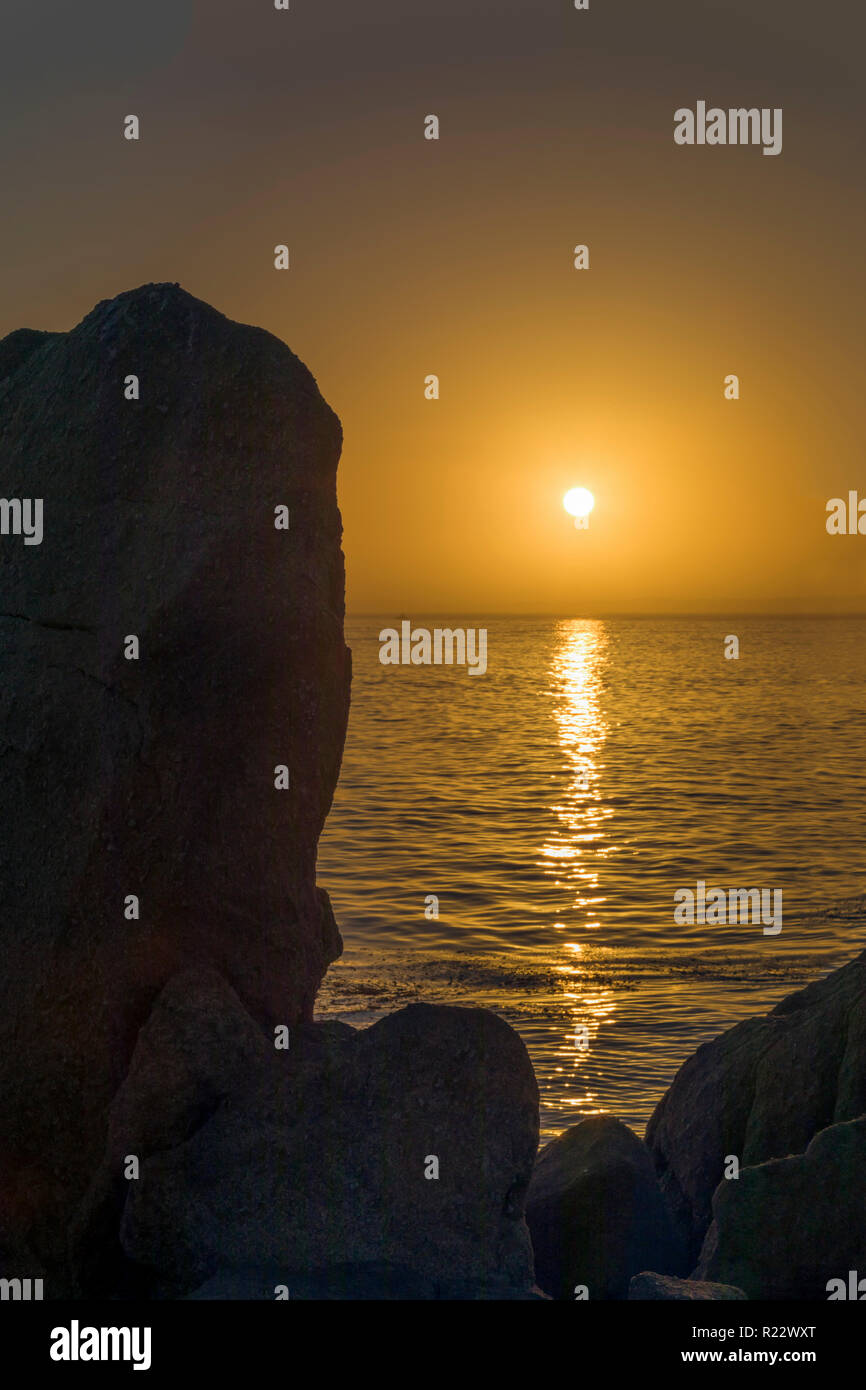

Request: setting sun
left=563, top=487, right=595, bottom=519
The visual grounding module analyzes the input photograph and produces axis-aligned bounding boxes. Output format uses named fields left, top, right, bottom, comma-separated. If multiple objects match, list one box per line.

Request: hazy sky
left=2, top=1, right=864, bottom=612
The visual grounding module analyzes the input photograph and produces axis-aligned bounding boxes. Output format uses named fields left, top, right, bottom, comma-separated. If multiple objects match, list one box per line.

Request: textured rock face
left=74, top=995, right=539, bottom=1298
left=694, top=1116, right=866, bottom=1300
left=646, top=951, right=866, bottom=1265
left=185, top=1266, right=548, bottom=1301
left=628, top=1272, right=746, bottom=1301
left=69, top=967, right=272, bottom=1296
left=0, top=285, right=350, bottom=1257
left=526, top=1116, right=684, bottom=1301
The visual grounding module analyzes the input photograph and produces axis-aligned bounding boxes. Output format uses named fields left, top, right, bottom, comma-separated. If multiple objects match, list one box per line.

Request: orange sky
left=2, top=0, right=864, bottom=612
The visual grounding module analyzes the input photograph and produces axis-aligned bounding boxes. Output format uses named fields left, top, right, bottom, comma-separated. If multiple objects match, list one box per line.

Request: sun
left=563, top=487, right=595, bottom=519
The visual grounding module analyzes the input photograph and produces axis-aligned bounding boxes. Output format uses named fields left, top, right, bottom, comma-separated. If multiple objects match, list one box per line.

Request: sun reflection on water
left=542, top=619, right=612, bottom=905
left=540, top=619, right=616, bottom=1115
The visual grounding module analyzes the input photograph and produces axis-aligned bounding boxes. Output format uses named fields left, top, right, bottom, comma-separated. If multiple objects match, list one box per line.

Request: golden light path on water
left=318, top=616, right=866, bottom=1136
left=541, top=620, right=617, bottom=1117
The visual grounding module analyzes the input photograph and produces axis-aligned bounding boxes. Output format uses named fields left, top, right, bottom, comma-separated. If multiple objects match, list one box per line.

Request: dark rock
left=0, top=283, right=350, bottom=1266
left=646, top=950, right=866, bottom=1265
left=184, top=1263, right=549, bottom=1300
left=103, top=966, right=270, bottom=1160
left=526, top=1116, right=684, bottom=1301
left=0, top=327, right=60, bottom=385
left=184, top=1263, right=439, bottom=1300
left=119, top=1002, right=539, bottom=1297
left=70, top=967, right=270, bottom=1294
left=694, top=1116, right=866, bottom=1299
left=629, top=1271, right=746, bottom=1300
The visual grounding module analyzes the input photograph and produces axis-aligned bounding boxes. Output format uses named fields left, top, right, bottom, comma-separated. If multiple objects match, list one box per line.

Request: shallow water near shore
left=317, top=616, right=866, bottom=1139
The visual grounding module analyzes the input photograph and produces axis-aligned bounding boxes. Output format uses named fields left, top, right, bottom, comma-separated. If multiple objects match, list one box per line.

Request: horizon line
left=347, top=610, right=866, bottom=619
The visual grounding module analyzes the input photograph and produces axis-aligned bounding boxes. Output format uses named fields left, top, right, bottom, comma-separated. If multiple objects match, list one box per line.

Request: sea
left=316, top=616, right=866, bottom=1140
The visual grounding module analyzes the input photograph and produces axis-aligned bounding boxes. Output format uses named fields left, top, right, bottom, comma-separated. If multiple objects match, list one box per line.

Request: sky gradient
left=2, top=0, right=864, bottom=612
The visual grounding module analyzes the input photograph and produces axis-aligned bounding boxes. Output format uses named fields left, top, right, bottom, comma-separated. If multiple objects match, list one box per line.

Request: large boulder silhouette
left=646, top=950, right=866, bottom=1265
left=526, top=1116, right=684, bottom=1300
left=0, top=284, right=350, bottom=1270
left=694, top=1115, right=866, bottom=1299
left=73, top=995, right=539, bottom=1298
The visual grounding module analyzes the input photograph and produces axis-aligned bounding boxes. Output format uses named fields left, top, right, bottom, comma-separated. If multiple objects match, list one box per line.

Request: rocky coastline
left=1, top=286, right=863, bottom=1301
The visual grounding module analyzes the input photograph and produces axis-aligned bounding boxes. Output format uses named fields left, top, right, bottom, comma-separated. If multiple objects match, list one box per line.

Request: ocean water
left=316, top=617, right=866, bottom=1139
